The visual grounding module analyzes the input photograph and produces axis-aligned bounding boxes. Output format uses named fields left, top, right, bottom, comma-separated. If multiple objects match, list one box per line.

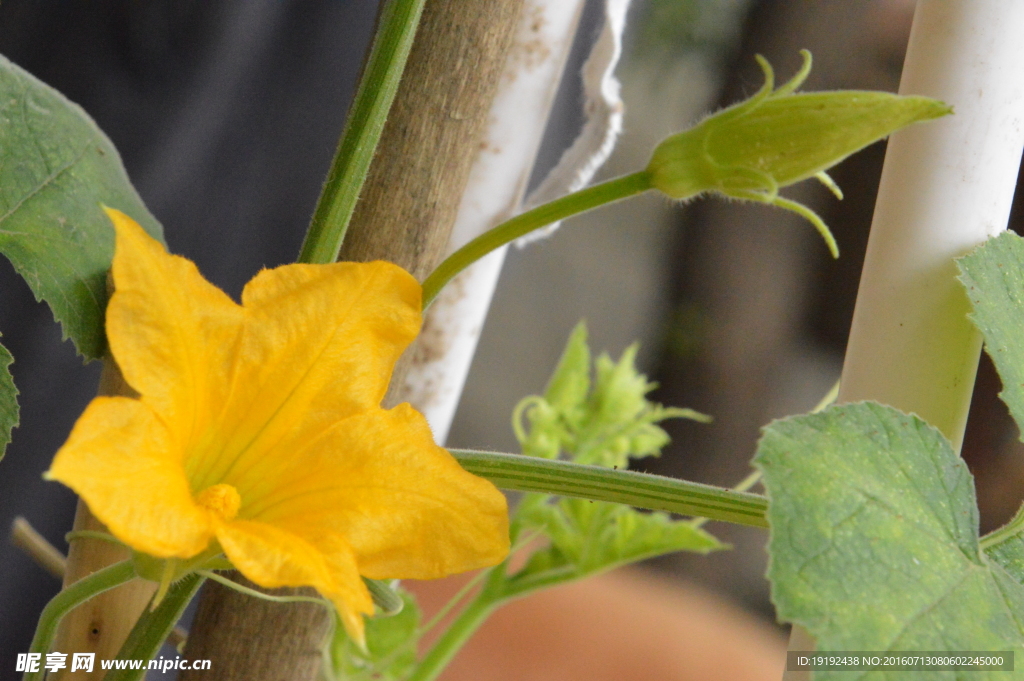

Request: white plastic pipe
left=785, top=2, right=1024, bottom=677
left=839, top=0, right=1024, bottom=449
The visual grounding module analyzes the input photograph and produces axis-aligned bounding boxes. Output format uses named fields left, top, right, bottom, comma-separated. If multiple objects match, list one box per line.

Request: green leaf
left=507, top=324, right=722, bottom=595
left=327, top=588, right=421, bottom=681
left=544, top=321, right=591, bottom=414
left=514, top=322, right=591, bottom=460
left=0, top=336, right=17, bottom=462
left=0, top=54, right=163, bottom=359
left=509, top=496, right=721, bottom=595
left=515, top=322, right=708, bottom=468
left=576, top=345, right=708, bottom=468
left=757, top=402, right=1024, bottom=680
left=957, top=230, right=1024, bottom=438
left=957, top=230, right=1024, bottom=591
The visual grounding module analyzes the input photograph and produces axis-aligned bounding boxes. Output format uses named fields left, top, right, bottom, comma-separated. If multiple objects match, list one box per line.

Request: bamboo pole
left=180, top=2, right=525, bottom=679
left=52, top=363, right=156, bottom=681
left=783, top=1, right=1024, bottom=677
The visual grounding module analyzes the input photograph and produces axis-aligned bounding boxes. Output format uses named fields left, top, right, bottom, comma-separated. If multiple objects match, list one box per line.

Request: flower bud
left=646, top=50, right=952, bottom=257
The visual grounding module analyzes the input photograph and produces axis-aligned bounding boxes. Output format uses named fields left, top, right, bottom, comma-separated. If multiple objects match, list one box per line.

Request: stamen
left=196, top=483, right=242, bottom=522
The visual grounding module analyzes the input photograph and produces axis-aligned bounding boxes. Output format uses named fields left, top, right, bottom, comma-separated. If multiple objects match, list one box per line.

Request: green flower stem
left=499, top=566, right=580, bottom=601
left=450, top=449, right=768, bottom=528
left=64, top=529, right=125, bottom=546
left=298, top=0, right=427, bottom=265
left=408, top=587, right=499, bottom=681
left=410, top=557, right=581, bottom=681
left=421, top=171, right=653, bottom=307
left=105, top=573, right=205, bottom=681
left=196, top=570, right=329, bottom=607
left=414, top=444, right=767, bottom=680
left=23, top=559, right=136, bottom=681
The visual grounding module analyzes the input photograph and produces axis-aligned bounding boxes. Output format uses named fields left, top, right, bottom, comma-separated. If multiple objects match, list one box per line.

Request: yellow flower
left=46, top=208, right=509, bottom=643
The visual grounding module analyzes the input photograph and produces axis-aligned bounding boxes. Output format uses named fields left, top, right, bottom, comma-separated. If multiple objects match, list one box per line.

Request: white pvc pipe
left=839, top=0, right=1024, bottom=450
left=785, top=3, right=1024, bottom=677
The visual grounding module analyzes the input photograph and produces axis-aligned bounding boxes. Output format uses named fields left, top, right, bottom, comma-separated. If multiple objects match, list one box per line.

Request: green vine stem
left=22, top=560, right=136, bottom=681
left=450, top=449, right=768, bottom=528
left=412, top=446, right=771, bottom=680
left=407, top=571, right=504, bottom=681
left=298, top=0, right=427, bottom=265
left=408, top=552, right=581, bottom=681
left=420, top=171, right=653, bottom=307
left=105, top=574, right=206, bottom=681
left=980, top=503, right=1024, bottom=552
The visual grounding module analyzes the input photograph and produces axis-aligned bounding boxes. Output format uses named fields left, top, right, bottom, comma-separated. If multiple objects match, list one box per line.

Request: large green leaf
left=0, top=336, right=16, bottom=462
left=958, top=231, right=1024, bottom=439
left=0, top=54, right=162, bottom=359
left=958, top=230, right=1024, bottom=590
left=757, top=402, right=1024, bottom=680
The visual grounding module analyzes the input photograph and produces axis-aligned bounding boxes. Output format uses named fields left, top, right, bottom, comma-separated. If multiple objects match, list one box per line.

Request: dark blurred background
left=2, top=0, right=1023, bottom=677
left=0, top=1, right=382, bottom=670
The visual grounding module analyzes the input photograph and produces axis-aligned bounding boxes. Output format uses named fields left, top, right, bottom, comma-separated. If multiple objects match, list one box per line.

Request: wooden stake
left=181, top=2, right=524, bottom=678
left=52, top=362, right=156, bottom=681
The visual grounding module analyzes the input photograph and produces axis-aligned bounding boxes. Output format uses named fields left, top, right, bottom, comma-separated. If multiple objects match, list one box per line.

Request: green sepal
left=647, top=50, right=951, bottom=201
left=131, top=546, right=224, bottom=588
left=364, top=577, right=404, bottom=616
left=326, top=587, right=421, bottom=681
left=646, top=50, right=950, bottom=258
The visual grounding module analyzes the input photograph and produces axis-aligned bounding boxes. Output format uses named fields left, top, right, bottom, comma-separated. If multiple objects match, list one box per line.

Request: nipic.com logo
left=16, top=652, right=95, bottom=673
left=16, top=652, right=212, bottom=674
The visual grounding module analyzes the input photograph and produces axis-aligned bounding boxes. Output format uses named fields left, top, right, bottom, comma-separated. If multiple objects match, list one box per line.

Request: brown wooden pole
left=180, top=2, right=524, bottom=678
left=52, top=363, right=157, bottom=681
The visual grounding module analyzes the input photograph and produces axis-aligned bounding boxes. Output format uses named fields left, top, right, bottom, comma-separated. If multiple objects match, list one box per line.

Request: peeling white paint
left=399, top=0, right=633, bottom=443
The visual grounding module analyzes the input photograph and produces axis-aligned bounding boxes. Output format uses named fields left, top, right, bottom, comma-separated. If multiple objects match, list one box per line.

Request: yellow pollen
left=195, top=483, right=241, bottom=521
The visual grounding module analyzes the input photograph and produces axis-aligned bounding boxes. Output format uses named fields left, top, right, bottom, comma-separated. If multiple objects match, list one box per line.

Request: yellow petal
left=104, top=208, right=244, bottom=451
left=46, top=396, right=212, bottom=558
left=189, top=261, right=420, bottom=490
left=237, top=404, right=510, bottom=580
left=215, top=519, right=373, bottom=644
left=48, top=209, right=508, bottom=640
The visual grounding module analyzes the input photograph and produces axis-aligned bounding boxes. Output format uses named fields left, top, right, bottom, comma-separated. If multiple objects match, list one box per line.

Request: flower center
left=195, top=483, right=241, bottom=522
